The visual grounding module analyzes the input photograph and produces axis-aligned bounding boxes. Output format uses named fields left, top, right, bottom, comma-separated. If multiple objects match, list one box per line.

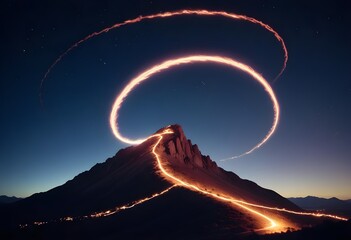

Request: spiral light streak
left=36, top=7, right=348, bottom=234
left=39, top=9, right=288, bottom=102
left=110, top=55, right=279, bottom=159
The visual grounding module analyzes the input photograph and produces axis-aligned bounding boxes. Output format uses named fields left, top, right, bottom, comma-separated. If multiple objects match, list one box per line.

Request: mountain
left=0, top=125, right=332, bottom=239
left=1, top=132, right=172, bottom=227
left=289, top=196, right=351, bottom=218
left=0, top=196, right=22, bottom=204
left=288, top=196, right=351, bottom=210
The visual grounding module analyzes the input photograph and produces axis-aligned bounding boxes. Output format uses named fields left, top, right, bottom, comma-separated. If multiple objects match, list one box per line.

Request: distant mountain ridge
left=288, top=196, right=351, bottom=209
left=0, top=195, right=22, bottom=204
left=289, top=196, right=351, bottom=218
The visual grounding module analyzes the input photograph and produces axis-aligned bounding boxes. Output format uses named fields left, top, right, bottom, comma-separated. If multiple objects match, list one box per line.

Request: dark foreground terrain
left=1, top=217, right=350, bottom=240
left=249, top=219, right=351, bottom=240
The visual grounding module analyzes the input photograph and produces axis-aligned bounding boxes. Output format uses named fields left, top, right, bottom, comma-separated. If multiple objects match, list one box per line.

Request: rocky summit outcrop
left=162, top=124, right=218, bottom=170
left=156, top=124, right=302, bottom=214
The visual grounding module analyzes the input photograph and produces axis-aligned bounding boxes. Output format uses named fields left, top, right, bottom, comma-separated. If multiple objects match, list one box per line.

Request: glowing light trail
left=88, top=184, right=177, bottom=218
left=110, top=55, right=280, bottom=159
left=36, top=7, right=347, bottom=233
left=20, top=184, right=177, bottom=228
left=151, top=129, right=278, bottom=231
left=20, top=128, right=347, bottom=232
left=150, top=129, right=347, bottom=232
left=39, top=9, right=288, bottom=102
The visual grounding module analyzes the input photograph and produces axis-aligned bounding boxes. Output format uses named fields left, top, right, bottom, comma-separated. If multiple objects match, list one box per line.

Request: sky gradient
left=1, top=0, right=350, bottom=199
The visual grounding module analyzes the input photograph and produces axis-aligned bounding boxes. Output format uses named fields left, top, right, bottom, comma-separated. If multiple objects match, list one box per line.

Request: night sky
left=1, top=0, right=350, bottom=200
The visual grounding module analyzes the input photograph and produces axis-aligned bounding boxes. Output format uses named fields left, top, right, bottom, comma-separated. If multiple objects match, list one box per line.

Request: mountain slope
left=5, top=188, right=261, bottom=240
left=157, top=125, right=300, bottom=211
left=1, top=136, right=171, bottom=226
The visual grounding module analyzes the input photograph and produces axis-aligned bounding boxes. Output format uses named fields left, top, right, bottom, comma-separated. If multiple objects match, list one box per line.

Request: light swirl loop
left=110, top=55, right=279, bottom=159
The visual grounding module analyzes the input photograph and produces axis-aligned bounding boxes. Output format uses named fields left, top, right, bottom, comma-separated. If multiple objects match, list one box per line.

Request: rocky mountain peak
left=160, top=124, right=218, bottom=170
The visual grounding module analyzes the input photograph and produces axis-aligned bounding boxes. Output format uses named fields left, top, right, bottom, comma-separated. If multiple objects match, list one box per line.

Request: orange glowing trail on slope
left=206, top=186, right=348, bottom=221
left=152, top=129, right=278, bottom=231
left=150, top=130, right=347, bottom=232
left=87, top=185, right=177, bottom=218
left=20, top=185, right=177, bottom=228
left=110, top=55, right=280, bottom=159
left=39, top=9, right=288, bottom=102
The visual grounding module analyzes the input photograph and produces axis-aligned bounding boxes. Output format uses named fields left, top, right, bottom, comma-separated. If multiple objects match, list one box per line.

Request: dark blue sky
left=1, top=0, right=350, bottom=199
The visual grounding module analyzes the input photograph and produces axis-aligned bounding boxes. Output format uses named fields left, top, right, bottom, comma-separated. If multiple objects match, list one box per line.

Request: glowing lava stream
left=110, top=55, right=279, bottom=159
left=40, top=9, right=288, bottom=101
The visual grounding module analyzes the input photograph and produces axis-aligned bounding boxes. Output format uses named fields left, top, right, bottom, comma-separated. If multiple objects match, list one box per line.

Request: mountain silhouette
left=0, top=196, right=22, bottom=204
left=0, top=125, right=335, bottom=239
left=289, top=196, right=351, bottom=218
